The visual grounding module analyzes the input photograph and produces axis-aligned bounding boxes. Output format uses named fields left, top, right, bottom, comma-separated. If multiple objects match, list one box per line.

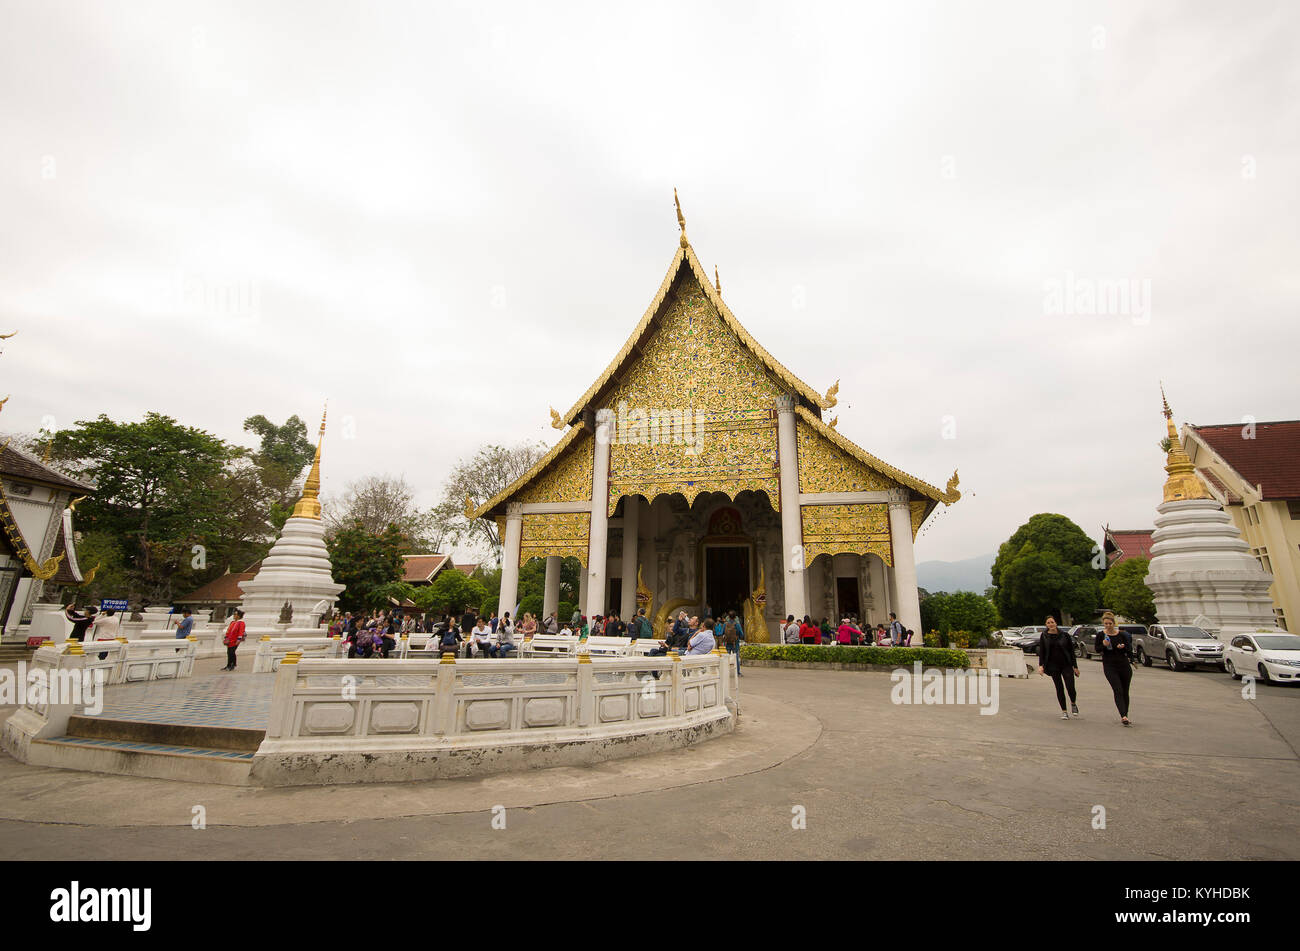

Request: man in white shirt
left=471, top=617, right=494, bottom=658
left=783, top=614, right=801, bottom=644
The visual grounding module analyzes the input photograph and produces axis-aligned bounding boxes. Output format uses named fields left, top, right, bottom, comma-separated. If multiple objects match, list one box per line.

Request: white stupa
left=1144, top=390, right=1278, bottom=641
left=238, top=409, right=344, bottom=634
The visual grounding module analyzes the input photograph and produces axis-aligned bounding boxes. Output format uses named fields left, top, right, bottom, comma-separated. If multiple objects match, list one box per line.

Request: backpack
left=723, top=618, right=738, bottom=647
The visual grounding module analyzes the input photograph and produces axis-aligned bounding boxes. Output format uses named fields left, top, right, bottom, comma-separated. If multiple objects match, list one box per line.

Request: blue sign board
left=100, top=599, right=129, bottom=612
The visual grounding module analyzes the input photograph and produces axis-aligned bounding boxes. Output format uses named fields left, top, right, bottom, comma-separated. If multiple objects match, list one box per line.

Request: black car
left=1011, top=625, right=1048, bottom=653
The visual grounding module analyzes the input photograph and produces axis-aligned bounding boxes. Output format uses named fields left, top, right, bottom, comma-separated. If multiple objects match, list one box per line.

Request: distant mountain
left=916, top=554, right=995, bottom=595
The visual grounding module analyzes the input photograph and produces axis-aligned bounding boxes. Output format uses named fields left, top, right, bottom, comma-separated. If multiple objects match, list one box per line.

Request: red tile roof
left=402, top=553, right=451, bottom=583
left=1197, top=468, right=1241, bottom=505
left=1191, top=421, right=1300, bottom=501
left=1104, top=528, right=1154, bottom=564
left=454, top=562, right=479, bottom=577
left=177, top=572, right=255, bottom=604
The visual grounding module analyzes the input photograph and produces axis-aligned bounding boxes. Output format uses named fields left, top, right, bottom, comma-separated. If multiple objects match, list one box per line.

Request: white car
left=1224, top=632, right=1300, bottom=684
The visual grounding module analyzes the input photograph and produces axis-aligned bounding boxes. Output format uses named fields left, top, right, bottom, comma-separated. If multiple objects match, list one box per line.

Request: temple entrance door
left=607, top=579, right=622, bottom=618
left=836, top=576, right=861, bottom=620
left=705, top=545, right=750, bottom=618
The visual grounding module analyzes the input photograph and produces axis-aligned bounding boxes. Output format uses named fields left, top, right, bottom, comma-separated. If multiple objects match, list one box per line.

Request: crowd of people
left=779, top=611, right=912, bottom=647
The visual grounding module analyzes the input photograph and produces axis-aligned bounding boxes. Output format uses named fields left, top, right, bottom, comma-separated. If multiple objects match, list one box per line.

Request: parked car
left=1135, top=624, right=1224, bottom=671
left=1224, top=632, right=1300, bottom=684
left=1010, top=625, right=1048, bottom=653
left=1070, top=624, right=1102, bottom=659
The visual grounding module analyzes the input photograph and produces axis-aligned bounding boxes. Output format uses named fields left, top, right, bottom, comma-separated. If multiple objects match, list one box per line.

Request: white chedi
left=237, top=408, right=344, bottom=635
left=1144, top=393, right=1278, bottom=640
left=237, top=516, right=344, bottom=633
left=1145, top=499, right=1277, bottom=639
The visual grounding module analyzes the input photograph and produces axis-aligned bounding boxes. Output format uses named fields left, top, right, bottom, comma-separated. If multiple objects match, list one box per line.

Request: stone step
left=66, top=716, right=265, bottom=752
left=29, top=735, right=254, bottom=785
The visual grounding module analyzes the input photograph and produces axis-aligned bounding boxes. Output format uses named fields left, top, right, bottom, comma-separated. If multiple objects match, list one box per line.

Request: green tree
left=990, top=514, right=1102, bottom=625
left=1100, top=557, right=1158, bottom=625
left=49, top=413, right=272, bottom=604
left=920, top=591, right=998, bottom=637
left=415, top=570, right=488, bottom=616
left=327, top=522, right=406, bottom=613
left=243, top=414, right=316, bottom=533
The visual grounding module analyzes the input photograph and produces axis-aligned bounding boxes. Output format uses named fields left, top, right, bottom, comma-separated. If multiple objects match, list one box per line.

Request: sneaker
left=1060, top=711, right=1070, bottom=720
left=1071, top=703, right=1079, bottom=717
left=1121, top=717, right=1131, bottom=726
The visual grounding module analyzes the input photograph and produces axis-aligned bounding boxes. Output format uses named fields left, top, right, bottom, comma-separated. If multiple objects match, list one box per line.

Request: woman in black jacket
left=1037, top=616, right=1080, bottom=719
left=1094, top=611, right=1134, bottom=726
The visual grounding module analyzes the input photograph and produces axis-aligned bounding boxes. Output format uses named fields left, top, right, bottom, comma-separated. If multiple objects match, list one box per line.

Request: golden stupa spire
left=1160, top=384, right=1210, bottom=503
left=291, top=404, right=328, bottom=519
left=674, top=187, right=689, bottom=248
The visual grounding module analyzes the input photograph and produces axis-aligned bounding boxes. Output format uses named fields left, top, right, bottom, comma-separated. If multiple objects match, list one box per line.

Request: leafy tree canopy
left=1100, top=556, right=1158, bottom=625
left=326, top=522, right=406, bottom=613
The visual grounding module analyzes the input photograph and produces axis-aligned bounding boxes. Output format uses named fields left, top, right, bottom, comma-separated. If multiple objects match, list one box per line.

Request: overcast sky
left=2, top=0, right=1296, bottom=565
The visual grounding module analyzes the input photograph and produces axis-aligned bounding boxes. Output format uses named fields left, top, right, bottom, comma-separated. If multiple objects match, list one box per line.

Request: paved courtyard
left=0, top=655, right=1296, bottom=860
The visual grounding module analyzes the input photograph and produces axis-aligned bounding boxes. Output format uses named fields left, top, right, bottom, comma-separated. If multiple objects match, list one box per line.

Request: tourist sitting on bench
left=494, top=614, right=517, bottom=657
left=437, top=626, right=462, bottom=657
left=470, top=617, right=494, bottom=658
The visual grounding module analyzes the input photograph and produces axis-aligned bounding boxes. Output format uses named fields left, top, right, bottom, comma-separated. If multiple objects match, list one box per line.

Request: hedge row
left=739, top=644, right=970, bottom=668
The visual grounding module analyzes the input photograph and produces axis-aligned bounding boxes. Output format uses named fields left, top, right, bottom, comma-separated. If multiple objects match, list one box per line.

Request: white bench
left=629, top=638, right=667, bottom=656
left=580, top=635, right=632, bottom=657
left=521, top=634, right=581, bottom=658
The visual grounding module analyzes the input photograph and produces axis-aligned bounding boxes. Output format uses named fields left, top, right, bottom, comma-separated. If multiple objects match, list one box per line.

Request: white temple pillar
left=543, top=555, right=561, bottom=622
left=586, top=409, right=612, bottom=621
left=498, top=503, right=523, bottom=621
left=620, top=496, right=639, bottom=620
left=887, top=489, right=921, bottom=641
left=776, top=395, right=807, bottom=622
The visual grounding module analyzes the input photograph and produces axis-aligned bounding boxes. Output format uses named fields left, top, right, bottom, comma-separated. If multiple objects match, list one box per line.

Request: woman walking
left=1095, top=611, right=1135, bottom=726
left=222, top=609, right=246, bottom=671
left=1037, top=616, right=1080, bottom=719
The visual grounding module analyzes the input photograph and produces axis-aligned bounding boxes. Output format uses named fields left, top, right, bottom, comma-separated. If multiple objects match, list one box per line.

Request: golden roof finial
left=1159, top=387, right=1210, bottom=503
left=674, top=187, right=689, bottom=248
left=290, top=403, right=327, bottom=519
left=823, top=379, right=840, bottom=409
left=829, top=416, right=838, bottom=429
left=714, top=264, right=721, bottom=295
left=463, top=492, right=476, bottom=519
left=549, top=406, right=563, bottom=430
left=41, top=438, right=53, bottom=464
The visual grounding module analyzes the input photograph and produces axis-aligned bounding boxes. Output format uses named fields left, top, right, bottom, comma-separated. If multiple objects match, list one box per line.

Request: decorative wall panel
left=800, top=502, right=894, bottom=566
left=519, top=511, right=590, bottom=566
left=796, top=418, right=896, bottom=494
left=517, top=432, right=594, bottom=505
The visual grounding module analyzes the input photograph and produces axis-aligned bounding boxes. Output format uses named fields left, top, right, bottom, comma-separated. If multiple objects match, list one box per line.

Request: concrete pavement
left=0, top=656, right=1296, bottom=859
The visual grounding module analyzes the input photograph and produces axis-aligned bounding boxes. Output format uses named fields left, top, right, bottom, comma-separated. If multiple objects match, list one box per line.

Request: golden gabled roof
left=470, top=421, right=589, bottom=521
left=559, top=241, right=830, bottom=427
left=794, top=405, right=960, bottom=506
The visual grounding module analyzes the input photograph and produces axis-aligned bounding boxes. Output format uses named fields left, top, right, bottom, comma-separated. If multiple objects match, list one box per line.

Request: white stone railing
left=1, top=639, right=196, bottom=758
left=252, top=635, right=342, bottom=673
left=261, top=652, right=734, bottom=746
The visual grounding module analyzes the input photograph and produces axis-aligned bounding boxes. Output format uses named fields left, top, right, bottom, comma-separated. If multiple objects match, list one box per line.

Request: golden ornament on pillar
left=741, top=565, right=769, bottom=644
left=635, top=564, right=654, bottom=624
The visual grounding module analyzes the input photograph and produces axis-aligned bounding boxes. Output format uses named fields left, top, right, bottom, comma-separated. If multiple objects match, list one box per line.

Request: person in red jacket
left=799, top=615, right=821, bottom=645
left=222, top=609, right=246, bottom=671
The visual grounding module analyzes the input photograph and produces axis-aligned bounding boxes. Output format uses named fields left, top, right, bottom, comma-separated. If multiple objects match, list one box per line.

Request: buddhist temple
left=469, top=196, right=960, bottom=640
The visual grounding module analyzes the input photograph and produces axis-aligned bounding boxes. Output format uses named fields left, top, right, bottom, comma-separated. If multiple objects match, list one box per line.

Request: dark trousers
left=1049, top=667, right=1076, bottom=709
left=1103, top=661, right=1132, bottom=717
left=225, top=645, right=238, bottom=669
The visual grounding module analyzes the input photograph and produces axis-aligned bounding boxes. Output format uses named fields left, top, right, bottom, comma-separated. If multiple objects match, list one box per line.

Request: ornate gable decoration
left=801, top=503, right=893, bottom=566
left=796, top=417, right=895, bottom=494
left=604, top=271, right=783, bottom=515
left=517, top=431, right=594, bottom=506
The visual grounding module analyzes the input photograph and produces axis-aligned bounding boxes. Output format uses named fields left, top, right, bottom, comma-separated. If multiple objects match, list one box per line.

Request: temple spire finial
left=1159, top=386, right=1210, bottom=503
left=674, top=187, right=689, bottom=248
left=291, top=403, right=328, bottom=519
left=714, top=264, right=721, bottom=295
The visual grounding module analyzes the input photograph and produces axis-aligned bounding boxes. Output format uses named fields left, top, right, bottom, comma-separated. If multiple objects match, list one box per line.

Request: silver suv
left=1136, top=624, right=1225, bottom=671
